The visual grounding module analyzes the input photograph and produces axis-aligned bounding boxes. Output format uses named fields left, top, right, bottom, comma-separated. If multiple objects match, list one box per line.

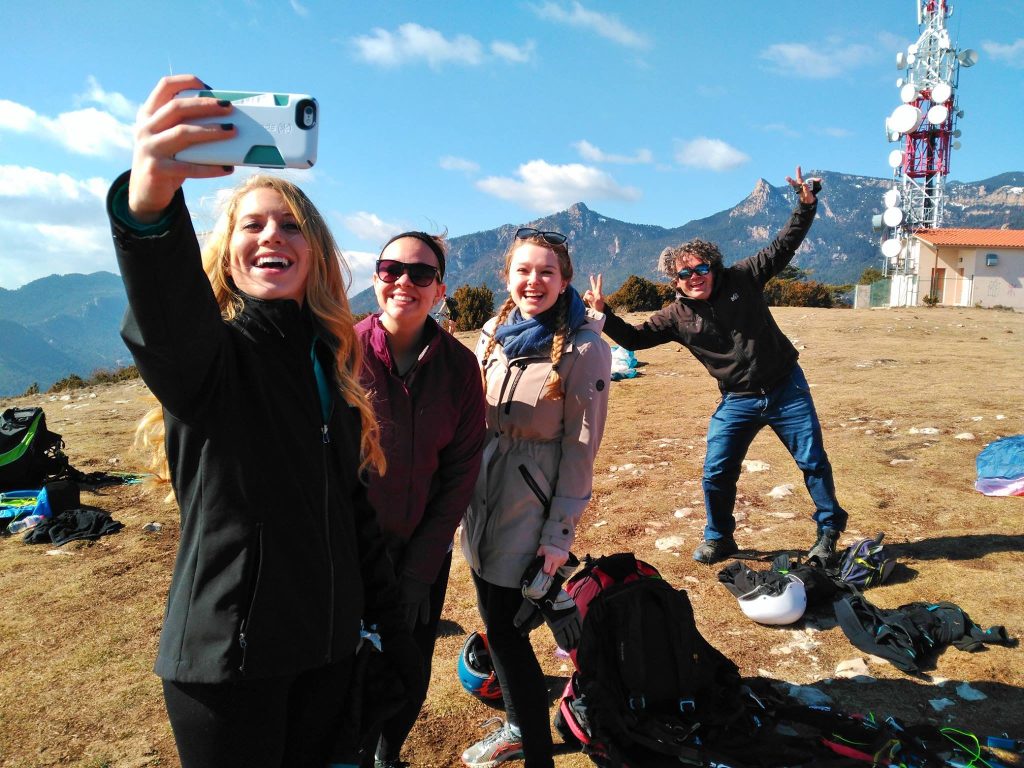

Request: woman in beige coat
left=460, top=228, right=611, bottom=768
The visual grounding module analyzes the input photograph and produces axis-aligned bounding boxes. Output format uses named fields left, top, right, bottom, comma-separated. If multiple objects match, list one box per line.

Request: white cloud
left=674, top=138, right=750, bottom=172
left=762, top=123, right=800, bottom=138
left=820, top=127, right=852, bottom=138
left=342, top=211, right=403, bottom=243
left=476, top=159, right=640, bottom=212
left=342, top=250, right=378, bottom=296
left=352, top=23, right=484, bottom=68
left=491, top=39, right=536, bottom=64
left=0, top=98, right=133, bottom=158
left=0, top=165, right=114, bottom=288
left=439, top=155, right=480, bottom=173
left=573, top=139, right=652, bottom=164
left=982, top=38, right=1024, bottom=68
left=77, top=76, right=138, bottom=121
left=289, top=0, right=310, bottom=17
left=531, top=2, right=649, bottom=49
left=759, top=42, right=873, bottom=78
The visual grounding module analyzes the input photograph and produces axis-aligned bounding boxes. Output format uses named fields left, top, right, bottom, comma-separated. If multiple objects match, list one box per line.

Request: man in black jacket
left=584, top=167, right=848, bottom=565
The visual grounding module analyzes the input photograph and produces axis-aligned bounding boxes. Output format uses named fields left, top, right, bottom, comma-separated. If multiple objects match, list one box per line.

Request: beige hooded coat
left=461, top=309, right=612, bottom=588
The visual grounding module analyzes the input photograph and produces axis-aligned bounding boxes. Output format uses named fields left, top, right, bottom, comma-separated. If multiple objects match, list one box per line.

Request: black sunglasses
left=375, top=259, right=439, bottom=287
left=677, top=263, right=712, bottom=280
left=515, top=227, right=567, bottom=245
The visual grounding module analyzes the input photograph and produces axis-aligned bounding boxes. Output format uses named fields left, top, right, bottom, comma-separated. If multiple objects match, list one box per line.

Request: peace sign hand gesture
left=785, top=165, right=822, bottom=205
left=583, top=274, right=605, bottom=312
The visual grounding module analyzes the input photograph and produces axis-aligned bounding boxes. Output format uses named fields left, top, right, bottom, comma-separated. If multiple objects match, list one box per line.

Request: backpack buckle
left=678, top=698, right=695, bottom=714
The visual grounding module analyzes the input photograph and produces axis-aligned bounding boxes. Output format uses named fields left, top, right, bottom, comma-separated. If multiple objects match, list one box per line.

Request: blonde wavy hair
left=137, top=175, right=385, bottom=492
left=480, top=232, right=574, bottom=400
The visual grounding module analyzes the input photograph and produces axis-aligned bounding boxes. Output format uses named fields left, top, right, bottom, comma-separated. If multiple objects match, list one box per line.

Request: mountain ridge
left=2, top=171, right=1022, bottom=395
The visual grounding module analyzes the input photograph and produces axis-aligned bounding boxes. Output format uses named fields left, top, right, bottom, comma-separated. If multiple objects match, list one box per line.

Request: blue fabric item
left=311, top=340, right=332, bottom=424
left=976, top=434, right=1024, bottom=480
left=493, top=286, right=586, bottom=359
left=701, top=365, right=847, bottom=540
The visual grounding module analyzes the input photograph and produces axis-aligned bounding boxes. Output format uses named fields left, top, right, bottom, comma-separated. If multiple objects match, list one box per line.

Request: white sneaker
left=461, top=718, right=524, bottom=768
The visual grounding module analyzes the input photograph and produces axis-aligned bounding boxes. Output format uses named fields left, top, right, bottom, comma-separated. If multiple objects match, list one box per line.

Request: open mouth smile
left=254, top=254, right=294, bottom=271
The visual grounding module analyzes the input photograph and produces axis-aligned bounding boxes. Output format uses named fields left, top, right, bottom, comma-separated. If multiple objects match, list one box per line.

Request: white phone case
left=174, top=90, right=318, bottom=169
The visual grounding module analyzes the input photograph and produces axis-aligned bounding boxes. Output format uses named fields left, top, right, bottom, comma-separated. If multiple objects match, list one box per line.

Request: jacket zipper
left=321, top=401, right=335, bottom=663
left=503, top=362, right=527, bottom=415
left=238, top=522, right=264, bottom=674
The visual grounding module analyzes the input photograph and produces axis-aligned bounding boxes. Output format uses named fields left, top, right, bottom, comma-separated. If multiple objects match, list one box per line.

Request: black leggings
left=162, top=657, right=353, bottom=768
left=473, top=572, right=554, bottom=768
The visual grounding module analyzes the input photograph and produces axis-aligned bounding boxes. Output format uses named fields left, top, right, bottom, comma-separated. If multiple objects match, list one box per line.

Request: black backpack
left=0, top=408, right=70, bottom=492
left=568, top=554, right=750, bottom=765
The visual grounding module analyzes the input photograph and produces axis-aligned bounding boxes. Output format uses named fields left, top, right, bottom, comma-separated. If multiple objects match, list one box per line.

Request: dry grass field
left=1, top=305, right=1022, bottom=767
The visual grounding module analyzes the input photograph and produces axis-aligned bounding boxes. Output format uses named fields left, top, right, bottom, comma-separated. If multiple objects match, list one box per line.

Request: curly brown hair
left=661, top=238, right=724, bottom=278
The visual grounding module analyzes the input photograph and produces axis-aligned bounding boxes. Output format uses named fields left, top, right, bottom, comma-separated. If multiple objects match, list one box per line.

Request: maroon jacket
left=356, top=314, right=486, bottom=586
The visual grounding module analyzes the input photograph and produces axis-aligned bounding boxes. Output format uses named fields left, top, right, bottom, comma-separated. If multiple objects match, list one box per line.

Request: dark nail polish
left=217, top=99, right=231, bottom=107
left=220, top=123, right=234, bottom=131
left=201, top=80, right=213, bottom=89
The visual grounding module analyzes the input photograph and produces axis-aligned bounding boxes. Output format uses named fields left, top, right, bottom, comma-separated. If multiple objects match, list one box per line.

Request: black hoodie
left=601, top=201, right=817, bottom=396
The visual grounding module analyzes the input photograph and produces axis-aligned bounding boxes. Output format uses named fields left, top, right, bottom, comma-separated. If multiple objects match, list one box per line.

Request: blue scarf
left=493, top=285, right=587, bottom=359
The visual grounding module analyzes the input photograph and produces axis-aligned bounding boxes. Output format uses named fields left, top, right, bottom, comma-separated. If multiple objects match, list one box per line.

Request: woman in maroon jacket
left=354, top=232, right=486, bottom=768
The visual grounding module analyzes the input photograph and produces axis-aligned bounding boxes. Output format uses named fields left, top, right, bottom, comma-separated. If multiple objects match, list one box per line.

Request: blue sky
left=2, top=1, right=1022, bottom=293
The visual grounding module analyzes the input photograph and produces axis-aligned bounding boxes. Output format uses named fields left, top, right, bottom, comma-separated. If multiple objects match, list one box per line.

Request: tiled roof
left=913, top=229, right=1024, bottom=248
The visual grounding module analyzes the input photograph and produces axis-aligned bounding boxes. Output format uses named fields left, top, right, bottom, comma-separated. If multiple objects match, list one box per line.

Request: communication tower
left=875, top=0, right=977, bottom=301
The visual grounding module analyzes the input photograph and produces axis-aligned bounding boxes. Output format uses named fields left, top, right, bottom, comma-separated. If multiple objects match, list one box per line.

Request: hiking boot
left=461, top=718, right=523, bottom=768
left=808, top=527, right=840, bottom=563
left=692, top=537, right=739, bottom=564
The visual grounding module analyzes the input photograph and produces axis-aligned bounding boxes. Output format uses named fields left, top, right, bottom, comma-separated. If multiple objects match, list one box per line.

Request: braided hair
left=481, top=232, right=574, bottom=400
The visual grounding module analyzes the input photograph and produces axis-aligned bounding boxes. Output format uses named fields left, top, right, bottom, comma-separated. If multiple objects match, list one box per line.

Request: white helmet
left=737, top=574, right=807, bottom=625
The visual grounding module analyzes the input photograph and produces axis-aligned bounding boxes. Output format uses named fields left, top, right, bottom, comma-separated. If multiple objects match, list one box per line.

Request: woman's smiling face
left=507, top=242, right=568, bottom=319
left=228, top=188, right=311, bottom=304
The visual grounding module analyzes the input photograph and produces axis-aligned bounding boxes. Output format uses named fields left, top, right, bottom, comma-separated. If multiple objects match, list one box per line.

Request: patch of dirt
left=1, top=306, right=1022, bottom=767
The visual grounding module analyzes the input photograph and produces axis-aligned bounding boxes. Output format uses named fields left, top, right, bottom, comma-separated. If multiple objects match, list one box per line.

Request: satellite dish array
left=877, top=0, right=977, bottom=274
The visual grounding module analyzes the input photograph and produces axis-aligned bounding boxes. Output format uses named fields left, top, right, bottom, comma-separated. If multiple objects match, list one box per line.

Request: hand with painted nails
left=128, top=74, right=237, bottom=223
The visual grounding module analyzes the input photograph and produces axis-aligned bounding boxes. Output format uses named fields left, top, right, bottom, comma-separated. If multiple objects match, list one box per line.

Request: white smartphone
left=173, top=90, right=318, bottom=169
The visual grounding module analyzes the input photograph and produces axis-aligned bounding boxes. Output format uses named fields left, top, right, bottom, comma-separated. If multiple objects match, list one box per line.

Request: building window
left=985, top=253, right=998, bottom=267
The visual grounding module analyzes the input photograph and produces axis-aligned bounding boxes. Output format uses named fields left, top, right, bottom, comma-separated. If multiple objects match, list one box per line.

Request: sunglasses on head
left=677, top=263, right=712, bottom=280
left=515, top=227, right=568, bottom=245
left=375, top=259, right=439, bottom=287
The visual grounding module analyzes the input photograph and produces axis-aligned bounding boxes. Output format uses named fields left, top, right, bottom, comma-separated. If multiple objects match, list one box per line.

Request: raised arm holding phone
left=109, top=75, right=417, bottom=768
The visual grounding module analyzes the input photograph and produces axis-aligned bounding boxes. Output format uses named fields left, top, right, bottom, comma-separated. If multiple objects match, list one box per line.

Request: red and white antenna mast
left=878, top=0, right=977, bottom=282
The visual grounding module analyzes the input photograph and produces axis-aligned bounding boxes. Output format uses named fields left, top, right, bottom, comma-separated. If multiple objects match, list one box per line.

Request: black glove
left=512, top=554, right=581, bottom=650
left=399, top=576, right=431, bottom=629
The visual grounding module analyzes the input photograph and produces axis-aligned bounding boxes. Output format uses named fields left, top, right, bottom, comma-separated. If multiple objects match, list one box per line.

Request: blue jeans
left=702, top=365, right=847, bottom=541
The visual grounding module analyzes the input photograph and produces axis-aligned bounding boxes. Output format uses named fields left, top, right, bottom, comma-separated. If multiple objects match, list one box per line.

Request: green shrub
left=21, top=382, right=40, bottom=396
left=451, top=284, right=494, bottom=331
left=859, top=266, right=885, bottom=285
left=922, top=293, right=940, bottom=307
left=48, top=374, right=86, bottom=393
left=606, top=275, right=675, bottom=312
left=764, top=277, right=834, bottom=307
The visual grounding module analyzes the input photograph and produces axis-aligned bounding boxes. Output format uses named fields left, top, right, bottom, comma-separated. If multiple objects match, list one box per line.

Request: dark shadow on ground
left=892, top=534, right=1024, bottom=561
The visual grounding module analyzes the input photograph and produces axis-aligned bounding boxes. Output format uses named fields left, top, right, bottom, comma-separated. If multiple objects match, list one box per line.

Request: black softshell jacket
left=602, top=201, right=817, bottom=396
left=108, top=172, right=403, bottom=683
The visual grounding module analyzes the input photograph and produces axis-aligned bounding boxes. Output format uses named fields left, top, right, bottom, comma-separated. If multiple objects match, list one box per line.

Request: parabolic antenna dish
left=896, top=78, right=904, bottom=88
left=958, top=49, right=979, bottom=67
left=882, top=238, right=903, bottom=259
left=896, top=52, right=907, bottom=69
left=952, top=140, right=962, bottom=150
left=927, top=104, right=950, bottom=125
left=900, top=83, right=918, bottom=103
left=888, top=149, right=904, bottom=168
left=883, top=207, right=904, bottom=228
left=907, top=52, right=917, bottom=65
left=872, top=214, right=884, bottom=231
left=884, top=188, right=901, bottom=208
left=890, top=104, right=922, bottom=134
left=931, top=82, right=952, bottom=103
left=908, top=43, right=918, bottom=55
